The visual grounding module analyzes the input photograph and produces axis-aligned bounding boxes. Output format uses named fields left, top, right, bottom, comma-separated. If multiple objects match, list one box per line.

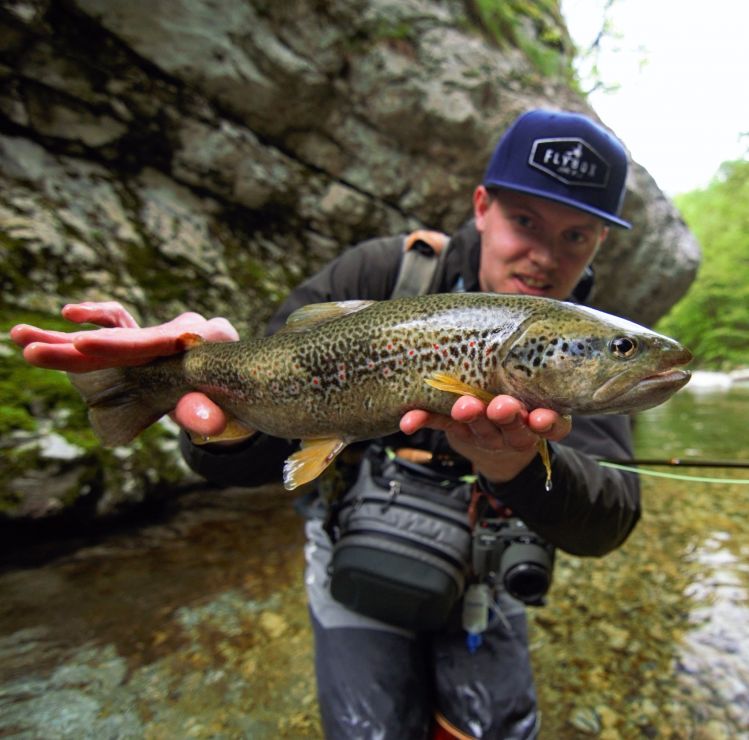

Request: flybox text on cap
left=529, top=138, right=610, bottom=189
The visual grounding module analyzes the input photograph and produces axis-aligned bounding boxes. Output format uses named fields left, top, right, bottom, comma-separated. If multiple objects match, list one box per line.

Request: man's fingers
left=73, top=326, right=193, bottom=358
left=400, top=409, right=455, bottom=435
left=528, top=408, right=571, bottom=440
left=203, top=317, right=240, bottom=342
left=21, top=342, right=156, bottom=372
left=485, top=395, right=528, bottom=426
left=173, top=393, right=228, bottom=436
left=10, top=325, right=81, bottom=347
left=62, top=301, right=140, bottom=328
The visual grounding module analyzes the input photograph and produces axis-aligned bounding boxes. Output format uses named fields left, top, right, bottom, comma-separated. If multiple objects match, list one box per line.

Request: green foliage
left=657, top=159, right=749, bottom=369
left=466, top=0, right=575, bottom=80
left=0, top=308, right=89, bottom=435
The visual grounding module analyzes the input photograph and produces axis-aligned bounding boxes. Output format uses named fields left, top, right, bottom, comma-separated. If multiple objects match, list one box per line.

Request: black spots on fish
left=561, top=342, right=569, bottom=352
left=514, top=363, right=532, bottom=378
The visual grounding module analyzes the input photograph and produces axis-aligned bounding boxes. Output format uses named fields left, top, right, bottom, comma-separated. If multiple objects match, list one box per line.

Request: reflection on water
left=638, top=383, right=749, bottom=731
left=678, top=533, right=749, bottom=729
left=528, top=382, right=749, bottom=738
left=0, top=383, right=748, bottom=738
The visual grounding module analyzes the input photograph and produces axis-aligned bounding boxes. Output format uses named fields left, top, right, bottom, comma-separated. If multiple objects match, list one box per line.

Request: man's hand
left=400, top=395, right=571, bottom=483
left=10, top=301, right=238, bottom=438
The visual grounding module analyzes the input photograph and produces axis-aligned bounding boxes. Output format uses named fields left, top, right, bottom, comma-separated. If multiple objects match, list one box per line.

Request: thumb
left=173, top=393, right=228, bottom=436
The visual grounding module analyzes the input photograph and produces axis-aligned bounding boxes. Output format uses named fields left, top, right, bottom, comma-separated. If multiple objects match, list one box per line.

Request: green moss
left=0, top=308, right=91, bottom=437
left=0, top=486, right=23, bottom=513
left=463, top=0, right=574, bottom=80
left=0, top=364, right=72, bottom=436
left=370, top=19, right=415, bottom=43
left=0, top=233, right=36, bottom=296
left=0, top=405, right=36, bottom=435
left=0, top=306, right=78, bottom=333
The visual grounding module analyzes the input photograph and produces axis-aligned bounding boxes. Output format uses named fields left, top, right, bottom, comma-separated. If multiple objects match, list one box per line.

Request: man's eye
left=514, top=215, right=533, bottom=228
left=566, top=230, right=589, bottom=246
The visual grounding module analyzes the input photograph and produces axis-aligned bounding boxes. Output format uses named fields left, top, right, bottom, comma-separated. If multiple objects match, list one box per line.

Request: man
left=13, top=109, right=641, bottom=739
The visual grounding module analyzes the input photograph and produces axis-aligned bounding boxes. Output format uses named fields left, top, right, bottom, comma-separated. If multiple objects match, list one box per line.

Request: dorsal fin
left=278, top=300, right=376, bottom=334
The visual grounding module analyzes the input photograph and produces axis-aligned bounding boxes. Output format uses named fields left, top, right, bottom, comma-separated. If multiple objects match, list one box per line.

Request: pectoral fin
left=283, top=437, right=347, bottom=490
left=425, top=372, right=494, bottom=404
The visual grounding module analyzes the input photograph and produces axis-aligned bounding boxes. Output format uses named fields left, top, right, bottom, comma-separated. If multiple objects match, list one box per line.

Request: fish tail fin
left=283, top=437, right=347, bottom=490
left=67, top=368, right=176, bottom=446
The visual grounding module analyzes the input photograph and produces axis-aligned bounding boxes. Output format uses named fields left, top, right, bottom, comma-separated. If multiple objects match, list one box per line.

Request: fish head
left=499, top=303, right=693, bottom=415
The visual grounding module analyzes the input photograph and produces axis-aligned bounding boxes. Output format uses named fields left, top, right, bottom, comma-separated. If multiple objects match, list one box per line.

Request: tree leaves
left=657, top=159, right=749, bottom=369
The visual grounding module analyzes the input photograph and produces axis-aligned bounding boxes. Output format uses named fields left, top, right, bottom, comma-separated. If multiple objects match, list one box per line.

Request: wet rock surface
left=0, top=486, right=320, bottom=739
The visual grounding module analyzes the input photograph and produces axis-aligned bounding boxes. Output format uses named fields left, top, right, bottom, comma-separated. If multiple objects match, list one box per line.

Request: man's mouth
left=516, top=274, right=552, bottom=291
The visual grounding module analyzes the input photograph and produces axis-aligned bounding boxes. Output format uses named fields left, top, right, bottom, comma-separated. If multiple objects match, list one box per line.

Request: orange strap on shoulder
left=404, top=229, right=449, bottom=255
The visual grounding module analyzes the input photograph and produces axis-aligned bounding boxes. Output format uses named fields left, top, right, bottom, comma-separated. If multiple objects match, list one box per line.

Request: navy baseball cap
left=484, top=109, right=631, bottom=229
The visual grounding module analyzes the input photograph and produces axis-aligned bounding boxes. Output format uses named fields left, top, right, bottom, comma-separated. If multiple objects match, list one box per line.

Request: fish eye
left=609, top=336, right=638, bottom=359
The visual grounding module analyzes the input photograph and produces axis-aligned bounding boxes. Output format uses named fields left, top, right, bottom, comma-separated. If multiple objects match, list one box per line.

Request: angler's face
left=475, top=187, right=608, bottom=299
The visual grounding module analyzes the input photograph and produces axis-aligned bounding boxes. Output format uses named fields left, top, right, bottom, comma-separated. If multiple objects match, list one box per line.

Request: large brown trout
left=68, top=293, right=692, bottom=489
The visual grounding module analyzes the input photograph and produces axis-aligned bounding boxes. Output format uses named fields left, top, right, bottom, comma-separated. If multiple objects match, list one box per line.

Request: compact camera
left=472, top=517, right=555, bottom=606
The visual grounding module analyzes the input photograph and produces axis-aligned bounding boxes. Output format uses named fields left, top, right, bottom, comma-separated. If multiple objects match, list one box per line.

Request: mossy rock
left=0, top=311, right=195, bottom=522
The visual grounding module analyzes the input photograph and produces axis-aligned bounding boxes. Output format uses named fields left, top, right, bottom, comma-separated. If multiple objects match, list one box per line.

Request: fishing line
left=598, top=461, right=749, bottom=485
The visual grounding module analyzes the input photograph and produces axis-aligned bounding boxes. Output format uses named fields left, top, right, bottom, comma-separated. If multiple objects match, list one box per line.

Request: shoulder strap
left=390, top=229, right=451, bottom=299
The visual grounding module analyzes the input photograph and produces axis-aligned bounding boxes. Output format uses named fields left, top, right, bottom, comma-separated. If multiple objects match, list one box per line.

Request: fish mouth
left=593, top=367, right=692, bottom=411
left=640, top=368, right=692, bottom=386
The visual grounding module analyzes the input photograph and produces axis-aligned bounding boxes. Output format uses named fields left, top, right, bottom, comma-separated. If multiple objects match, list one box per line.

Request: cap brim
left=485, top=181, right=632, bottom=229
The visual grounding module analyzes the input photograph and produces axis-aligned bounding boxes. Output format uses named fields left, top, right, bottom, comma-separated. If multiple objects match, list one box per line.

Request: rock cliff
left=0, top=0, right=700, bottom=521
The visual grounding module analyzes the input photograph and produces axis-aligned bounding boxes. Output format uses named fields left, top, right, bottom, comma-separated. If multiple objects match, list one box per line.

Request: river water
left=1, top=379, right=748, bottom=739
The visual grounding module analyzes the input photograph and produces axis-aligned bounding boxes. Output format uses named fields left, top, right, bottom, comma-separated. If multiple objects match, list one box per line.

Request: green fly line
left=598, top=461, right=749, bottom=485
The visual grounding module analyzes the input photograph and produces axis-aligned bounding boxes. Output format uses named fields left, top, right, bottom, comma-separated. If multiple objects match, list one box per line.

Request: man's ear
left=599, top=225, right=610, bottom=245
left=473, top=185, right=491, bottom=229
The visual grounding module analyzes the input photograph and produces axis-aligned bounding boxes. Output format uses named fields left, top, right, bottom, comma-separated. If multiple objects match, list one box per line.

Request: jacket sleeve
left=179, top=236, right=406, bottom=488
left=480, top=414, right=641, bottom=557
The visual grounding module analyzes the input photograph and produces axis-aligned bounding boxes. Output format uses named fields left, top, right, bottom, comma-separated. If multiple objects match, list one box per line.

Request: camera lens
left=500, top=542, right=553, bottom=604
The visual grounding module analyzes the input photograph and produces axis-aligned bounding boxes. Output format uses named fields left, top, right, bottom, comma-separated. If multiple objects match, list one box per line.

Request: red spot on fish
left=469, top=341, right=476, bottom=348
left=408, top=349, right=415, bottom=356
left=433, top=344, right=440, bottom=351
left=312, top=377, right=320, bottom=386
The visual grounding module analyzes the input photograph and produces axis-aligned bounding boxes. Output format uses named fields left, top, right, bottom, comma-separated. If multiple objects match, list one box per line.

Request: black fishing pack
left=326, top=454, right=473, bottom=630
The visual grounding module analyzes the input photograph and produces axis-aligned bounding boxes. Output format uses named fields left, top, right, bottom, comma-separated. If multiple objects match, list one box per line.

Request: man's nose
left=528, top=239, right=557, bottom=269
